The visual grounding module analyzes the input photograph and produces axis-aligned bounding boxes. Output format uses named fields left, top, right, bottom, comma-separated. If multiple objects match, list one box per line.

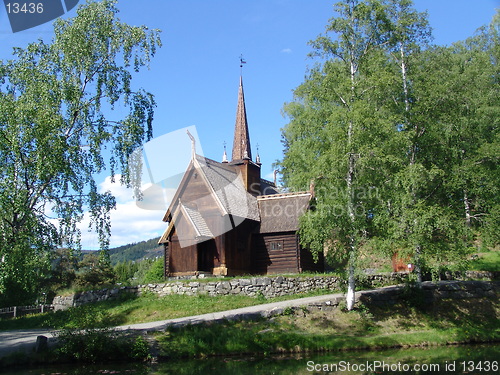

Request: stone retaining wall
left=52, top=271, right=498, bottom=311
left=357, top=280, right=499, bottom=307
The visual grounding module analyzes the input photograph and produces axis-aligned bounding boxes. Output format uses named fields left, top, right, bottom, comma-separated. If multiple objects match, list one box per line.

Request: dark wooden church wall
left=168, top=236, right=197, bottom=274
left=224, top=219, right=256, bottom=275
left=254, top=232, right=300, bottom=274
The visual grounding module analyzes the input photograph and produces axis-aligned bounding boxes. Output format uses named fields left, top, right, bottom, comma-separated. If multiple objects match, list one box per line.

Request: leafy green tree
left=74, top=252, right=117, bottom=289
left=447, top=12, right=500, bottom=247
left=114, top=260, right=139, bottom=284
left=142, top=258, right=165, bottom=283
left=377, top=0, right=439, bottom=282
left=281, top=0, right=395, bottom=310
left=0, top=0, right=161, bottom=306
left=132, top=258, right=159, bottom=284
left=44, top=247, right=79, bottom=298
left=384, top=14, right=498, bottom=279
left=281, top=0, right=497, bottom=293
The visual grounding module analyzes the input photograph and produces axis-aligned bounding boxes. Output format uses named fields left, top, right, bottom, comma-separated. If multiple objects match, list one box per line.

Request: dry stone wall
left=358, top=280, right=499, bottom=307
left=52, top=272, right=498, bottom=311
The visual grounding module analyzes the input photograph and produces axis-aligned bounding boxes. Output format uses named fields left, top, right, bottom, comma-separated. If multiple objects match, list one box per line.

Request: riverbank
left=1, top=281, right=498, bottom=370
left=155, top=292, right=499, bottom=359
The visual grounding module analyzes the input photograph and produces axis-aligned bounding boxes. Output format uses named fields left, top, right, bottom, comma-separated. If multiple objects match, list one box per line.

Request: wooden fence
left=0, top=305, right=54, bottom=319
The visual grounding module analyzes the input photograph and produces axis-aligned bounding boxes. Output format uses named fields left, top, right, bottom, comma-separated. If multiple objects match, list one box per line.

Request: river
left=2, top=344, right=499, bottom=374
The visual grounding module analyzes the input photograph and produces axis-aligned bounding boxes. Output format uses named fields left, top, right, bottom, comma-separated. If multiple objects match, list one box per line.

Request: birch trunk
left=464, top=189, right=471, bottom=227
left=400, top=41, right=423, bottom=284
left=345, top=53, right=357, bottom=311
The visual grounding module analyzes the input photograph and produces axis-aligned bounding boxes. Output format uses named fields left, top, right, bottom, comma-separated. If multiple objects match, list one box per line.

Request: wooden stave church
left=158, top=76, right=324, bottom=277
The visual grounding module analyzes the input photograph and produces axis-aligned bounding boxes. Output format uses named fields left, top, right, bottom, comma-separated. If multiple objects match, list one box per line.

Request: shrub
left=53, top=304, right=151, bottom=363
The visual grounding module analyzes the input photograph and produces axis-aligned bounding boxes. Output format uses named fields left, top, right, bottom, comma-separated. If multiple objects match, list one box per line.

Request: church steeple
left=231, top=76, right=252, bottom=161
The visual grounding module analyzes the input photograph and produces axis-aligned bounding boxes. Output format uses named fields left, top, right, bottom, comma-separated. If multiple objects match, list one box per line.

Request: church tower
left=232, top=76, right=252, bottom=161
left=230, top=75, right=261, bottom=196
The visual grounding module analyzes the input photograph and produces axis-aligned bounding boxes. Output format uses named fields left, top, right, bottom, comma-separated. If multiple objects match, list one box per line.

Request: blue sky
left=1, top=0, right=498, bottom=249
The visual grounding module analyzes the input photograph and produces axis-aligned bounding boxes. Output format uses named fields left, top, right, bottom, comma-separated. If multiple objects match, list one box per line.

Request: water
left=2, top=344, right=499, bottom=375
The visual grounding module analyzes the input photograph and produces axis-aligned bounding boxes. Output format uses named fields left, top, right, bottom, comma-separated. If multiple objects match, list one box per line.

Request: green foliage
left=401, top=281, right=427, bottom=310
left=109, top=237, right=162, bottom=265
left=114, top=260, right=139, bottom=284
left=279, top=1, right=499, bottom=290
left=54, top=304, right=151, bottom=363
left=73, top=252, right=117, bottom=289
left=0, top=0, right=161, bottom=306
left=141, top=258, right=165, bottom=283
left=132, top=258, right=161, bottom=284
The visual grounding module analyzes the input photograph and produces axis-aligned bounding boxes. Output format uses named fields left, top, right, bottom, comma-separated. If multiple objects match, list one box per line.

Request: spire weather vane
left=239, top=54, right=246, bottom=74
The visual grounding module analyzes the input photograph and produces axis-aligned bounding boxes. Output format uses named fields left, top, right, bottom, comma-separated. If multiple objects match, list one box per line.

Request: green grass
left=469, top=249, right=500, bottom=272
left=156, top=297, right=500, bottom=359
left=0, top=288, right=335, bottom=331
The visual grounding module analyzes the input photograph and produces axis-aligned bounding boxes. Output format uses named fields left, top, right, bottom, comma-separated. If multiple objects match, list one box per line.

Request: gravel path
left=0, top=292, right=347, bottom=359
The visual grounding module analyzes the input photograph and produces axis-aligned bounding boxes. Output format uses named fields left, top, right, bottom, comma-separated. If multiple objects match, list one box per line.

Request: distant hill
left=108, top=237, right=163, bottom=265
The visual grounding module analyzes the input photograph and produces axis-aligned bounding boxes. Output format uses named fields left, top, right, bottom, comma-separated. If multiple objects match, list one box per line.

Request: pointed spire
left=222, top=141, right=228, bottom=163
left=256, top=143, right=261, bottom=165
left=232, top=75, right=252, bottom=161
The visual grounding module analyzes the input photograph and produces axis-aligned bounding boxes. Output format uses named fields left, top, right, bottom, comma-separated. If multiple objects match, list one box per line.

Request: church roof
left=257, top=192, right=312, bottom=233
left=196, top=155, right=260, bottom=221
left=232, top=76, right=252, bottom=161
left=181, top=203, right=214, bottom=239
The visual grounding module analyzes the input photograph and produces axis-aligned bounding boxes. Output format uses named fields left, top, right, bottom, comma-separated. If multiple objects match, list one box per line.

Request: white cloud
left=281, top=48, right=292, bottom=54
left=78, top=175, right=174, bottom=249
left=99, top=176, right=134, bottom=203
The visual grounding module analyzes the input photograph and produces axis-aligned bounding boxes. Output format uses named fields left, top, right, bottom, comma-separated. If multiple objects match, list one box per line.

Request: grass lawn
left=0, top=283, right=497, bottom=364
left=470, top=249, right=500, bottom=272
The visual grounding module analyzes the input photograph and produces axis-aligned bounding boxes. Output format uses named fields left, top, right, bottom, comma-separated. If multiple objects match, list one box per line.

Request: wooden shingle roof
left=197, top=156, right=260, bottom=222
left=257, top=192, right=311, bottom=233
left=231, top=76, right=252, bottom=161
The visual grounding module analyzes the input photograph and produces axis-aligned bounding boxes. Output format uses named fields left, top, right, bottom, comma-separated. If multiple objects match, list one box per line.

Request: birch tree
left=439, top=12, right=500, bottom=248
left=281, top=0, right=393, bottom=310
left=0, top=0, right=161, bottom=306
left=383, top=0, right=432, bottom=282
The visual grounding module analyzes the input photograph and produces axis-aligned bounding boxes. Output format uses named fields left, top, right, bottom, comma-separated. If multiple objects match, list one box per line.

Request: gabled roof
left=195, top=155, right=260, bottom=221
left=257, top=192, right=312, bottom=233
left=158, top=202, right=214, bottom=245
left=159, top=154, right=262, bottom=244
left=259, top=178, right=281, bottom=196
left=181, top=203, right=214, bottom=238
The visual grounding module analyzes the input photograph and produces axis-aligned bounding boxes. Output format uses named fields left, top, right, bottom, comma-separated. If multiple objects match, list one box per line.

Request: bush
left=54, top=305, right=150, bottom=362
left=141, top=258, right=165, bottom=283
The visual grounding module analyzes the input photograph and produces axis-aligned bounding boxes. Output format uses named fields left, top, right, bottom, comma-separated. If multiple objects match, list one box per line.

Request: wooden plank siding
left=253, top=232, right=300, bottom=274
left=175, top=168, right=222, bottom=215
left=168, top=235, right=197, bottom=274
left=223, top=219, right=258, bottom=275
